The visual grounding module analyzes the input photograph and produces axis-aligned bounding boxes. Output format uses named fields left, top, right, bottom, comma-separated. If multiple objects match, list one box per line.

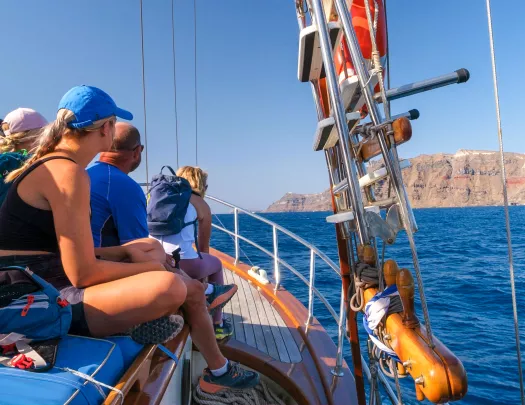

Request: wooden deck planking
left=225, top=270, right=246, bottom=343
left=232, top=273, right=257, bottom=348
left=259, top=290, right=291, bottom=363
left=222, top=271, right=234, bottom=325
left=271, top=305, right=303, bottom=363
left=232, top=273, right=269, bottom=354
left=222, top=269, right=301, bottom=363
left=243, top=276, right=282, bottom=361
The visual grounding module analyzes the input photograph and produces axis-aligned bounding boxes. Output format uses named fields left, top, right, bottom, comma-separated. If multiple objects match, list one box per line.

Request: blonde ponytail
left=0, top=128, right=42, bottom=154
left=5, top=109, right=76, bottom=182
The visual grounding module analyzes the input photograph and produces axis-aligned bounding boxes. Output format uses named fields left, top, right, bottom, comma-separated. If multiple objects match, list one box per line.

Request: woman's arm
left=46, top=163, right=164, bottom=288
left=94, top=246, right=128, bottom=262
left=190, top=194, right=212, bottom=254
left=94, top=246, right=153, bottom=263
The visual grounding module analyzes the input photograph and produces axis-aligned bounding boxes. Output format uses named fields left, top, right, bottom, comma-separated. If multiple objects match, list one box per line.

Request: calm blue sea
left=211, top=207, right=525, bottom=405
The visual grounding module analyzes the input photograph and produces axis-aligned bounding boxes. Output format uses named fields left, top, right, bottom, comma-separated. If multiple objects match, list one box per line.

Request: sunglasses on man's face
left=132, top=144, right=145, bottom=152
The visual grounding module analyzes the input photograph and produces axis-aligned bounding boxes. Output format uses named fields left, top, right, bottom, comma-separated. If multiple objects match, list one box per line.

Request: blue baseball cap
left=58, top=85, right=133, bottom=129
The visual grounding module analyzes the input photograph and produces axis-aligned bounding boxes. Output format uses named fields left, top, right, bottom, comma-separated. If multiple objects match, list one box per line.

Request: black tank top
left=0, top=156, right=77, bottom=253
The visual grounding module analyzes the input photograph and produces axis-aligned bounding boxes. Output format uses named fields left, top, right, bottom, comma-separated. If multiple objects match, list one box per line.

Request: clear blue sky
left=1, top=1, right=524, bottom=211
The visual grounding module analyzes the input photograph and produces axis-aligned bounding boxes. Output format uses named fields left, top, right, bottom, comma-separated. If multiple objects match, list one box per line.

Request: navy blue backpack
left=147, top=166, right=201, bottom=257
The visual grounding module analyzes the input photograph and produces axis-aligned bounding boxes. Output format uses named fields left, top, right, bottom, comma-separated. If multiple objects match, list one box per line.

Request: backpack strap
left=160, top=166, right=177, bottom=176
left=192, top=219, right=202, bottom=259
left=181, top=219, right=202, bottom=259
left=147, top=166, right=178, bottom=197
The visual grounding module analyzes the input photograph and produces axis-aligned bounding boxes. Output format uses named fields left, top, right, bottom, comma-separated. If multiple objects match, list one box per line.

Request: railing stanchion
left=306, top=249, right=316, bottom=326
left=234, top=208, right=240, bottom=264
left=332, top=284, right=346, bottom=377
left=273, top=226, right=280, bottom=292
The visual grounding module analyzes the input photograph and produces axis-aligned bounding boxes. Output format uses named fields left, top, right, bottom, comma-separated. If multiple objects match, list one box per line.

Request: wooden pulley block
left=383, top=259, right=399, bottom=287
left=357, top=244, right=376, bottom=266
left=359, top=117, right=412, bottom=162
left=396, top=268, right=420, bottom=329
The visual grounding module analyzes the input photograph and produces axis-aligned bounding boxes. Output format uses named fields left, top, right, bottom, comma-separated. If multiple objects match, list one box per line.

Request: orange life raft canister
left=334, top=0, right=387, bottom=113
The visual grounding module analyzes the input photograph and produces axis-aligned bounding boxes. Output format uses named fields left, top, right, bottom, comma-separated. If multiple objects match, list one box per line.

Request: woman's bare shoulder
left=40, top=158, right=89, bottom=194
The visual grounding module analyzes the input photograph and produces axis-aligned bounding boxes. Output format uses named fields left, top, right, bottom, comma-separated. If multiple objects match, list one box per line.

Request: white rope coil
left=350, top=277, right=367, bottom=312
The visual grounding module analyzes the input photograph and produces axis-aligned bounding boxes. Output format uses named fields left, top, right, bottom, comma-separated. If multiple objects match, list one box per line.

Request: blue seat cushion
left=0, top=335, right=143, bottom=405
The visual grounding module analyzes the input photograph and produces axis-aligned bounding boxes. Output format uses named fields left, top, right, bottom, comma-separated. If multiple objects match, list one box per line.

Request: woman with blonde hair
left=0, top=86, right=258, bottom=392
left=0, top=108, right=48, bottom=203
left=1, top=108, right=48, bottom=153
left=152, top=165, right=236, bottom=340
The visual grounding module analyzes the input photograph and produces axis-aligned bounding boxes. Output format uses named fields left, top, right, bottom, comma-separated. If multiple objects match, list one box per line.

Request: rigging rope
left=194, top=0, right=199, bottom=165
left=485, top=1, right=525, bottom=403
left=362, top=0, right=390, bottom=120
left=170, top=0, right=180, bottom=168
left=383, top=0, right=391, bottom=91
left=349, top=262, right=402, bottom=314
left=391, top=357, right=404, bottom=405
left=212, top=213, right=255, bottom=267
left=362, top=0, right=434, bottom=347
left=139, top=0, right=150, bottom=192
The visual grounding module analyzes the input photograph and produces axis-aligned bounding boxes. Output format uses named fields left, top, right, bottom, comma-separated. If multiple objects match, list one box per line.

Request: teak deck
left=104, top=248, right=358, bottom=405
left=222, top=269, right=302, bottom=363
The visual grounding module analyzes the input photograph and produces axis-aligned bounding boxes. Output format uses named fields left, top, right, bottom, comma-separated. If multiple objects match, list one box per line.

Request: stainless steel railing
left=206, top=195, right=398, bottom=403
left=206, top=196, right=340, bottom=323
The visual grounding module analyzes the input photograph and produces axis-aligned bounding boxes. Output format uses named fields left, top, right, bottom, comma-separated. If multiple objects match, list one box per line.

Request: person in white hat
left=1, top=108, right=48, bottom=154
left=0, top=108, right=48, bottom=203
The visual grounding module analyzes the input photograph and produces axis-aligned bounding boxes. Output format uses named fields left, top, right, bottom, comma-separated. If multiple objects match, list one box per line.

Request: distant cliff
left=265, top=150, right=525, bottom=212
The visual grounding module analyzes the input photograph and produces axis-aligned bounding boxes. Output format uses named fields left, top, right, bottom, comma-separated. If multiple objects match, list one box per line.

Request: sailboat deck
left=222, top=269, right=302, bottom=363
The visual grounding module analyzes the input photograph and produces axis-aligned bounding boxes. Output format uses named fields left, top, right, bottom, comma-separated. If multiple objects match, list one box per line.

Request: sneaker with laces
left=199, top=361, right=260, bottom=393
left=206, top=283, right=238, bottom=315
left=214, top=318, right=234, bottom=340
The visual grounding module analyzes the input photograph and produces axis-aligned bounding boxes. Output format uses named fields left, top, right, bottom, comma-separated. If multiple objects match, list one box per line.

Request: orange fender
left=363, top=287, right=468, bottom=403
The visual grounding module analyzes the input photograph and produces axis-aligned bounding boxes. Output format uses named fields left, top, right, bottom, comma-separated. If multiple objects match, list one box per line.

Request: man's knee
left=125, top=238, right=166, bottom=263
left=183, top=279, right=206, bottom=308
